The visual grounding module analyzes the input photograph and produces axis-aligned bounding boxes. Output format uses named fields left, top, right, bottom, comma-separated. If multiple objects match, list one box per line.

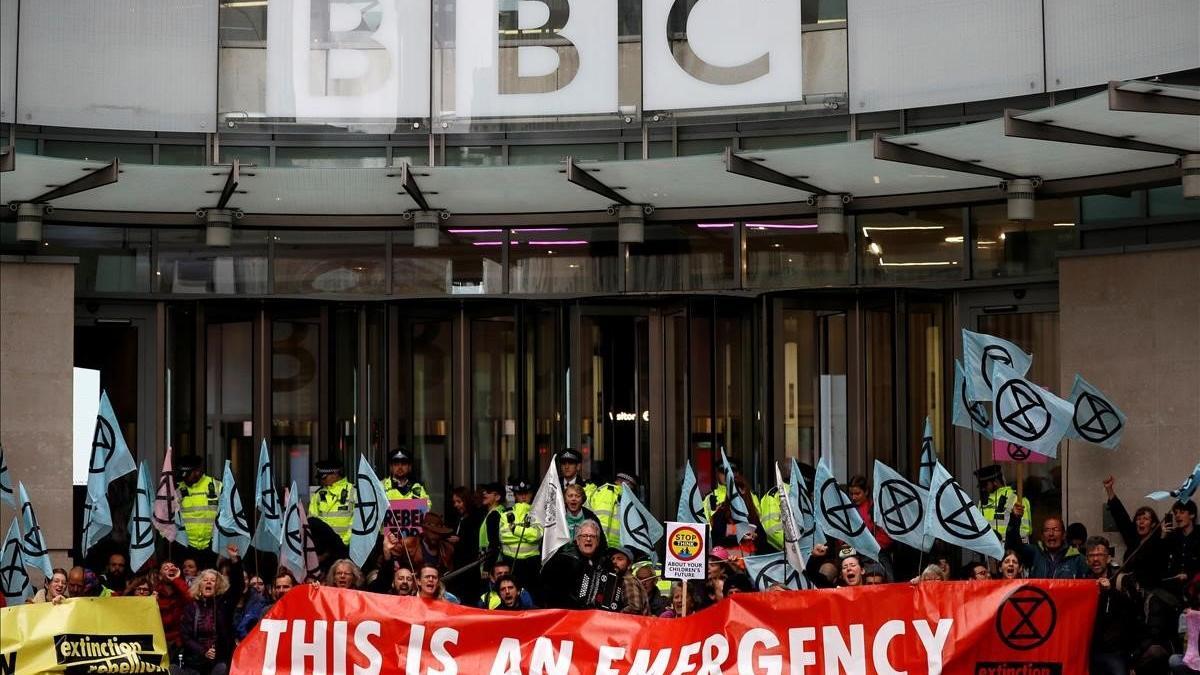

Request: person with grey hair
left=325, top=559, right=365, bottom=590
left=541, top=520, right=608, bottom=610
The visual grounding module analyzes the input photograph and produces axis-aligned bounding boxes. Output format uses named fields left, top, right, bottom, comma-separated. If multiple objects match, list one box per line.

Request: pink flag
left=1185, top=609, right=1199, bottom=671
left=992, top=438, right=1049, bottom=464
left=152, top=446, right=180, bottom=541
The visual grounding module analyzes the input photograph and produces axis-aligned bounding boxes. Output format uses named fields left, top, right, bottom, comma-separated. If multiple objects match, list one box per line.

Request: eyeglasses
left=577, top=534, right=598, bottom=540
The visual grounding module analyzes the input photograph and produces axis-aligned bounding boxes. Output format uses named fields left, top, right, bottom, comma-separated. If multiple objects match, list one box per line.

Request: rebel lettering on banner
left=384, top=499, right=428, bottom=539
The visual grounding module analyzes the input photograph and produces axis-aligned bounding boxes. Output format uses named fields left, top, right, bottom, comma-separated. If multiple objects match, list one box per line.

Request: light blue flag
left=990, top=361, right=1072, bottom=459
left=252, top=440, right=283, bottom=551
left=813, top=455, right=880, bottom=562
left=962, top=329, right=1032, bottom=401
left=774, top=464, right=811, bottom=589
left=952, top=360, right=993, bottom=439
left=0, top=444, right=14, bottom=507
left=81, top=390, right=138, bottom=555
left=720, top=449, right=751, bottom=524
left=918, top=417, right=936, bottom=490
left=788, top=457, right=825, bottom=557
left=1066, top=375, right=1126, bottom=450
left=1147, top=462, right=1200, bottom=502
left=17, top=482, right=53, bottom=578
left=280, top=482, right=320, bottom=583
left=872, top=461, right=932, bottom=553
left=923, top=461, right=1003, bottom=561
left=677, top=460, right=704, bottom=524
left=212, top=461, right=251, bottom=556
left=2, top=518, right=33, bottom=604
left=173, top=504, right=190, bottom=548
left=619, top=487, right=664, bottom=559
left=742, top=552, right=803, bottom=591
left=128, top=463, right=156, bottom=574
left=349, top=454, right=389, bottom=568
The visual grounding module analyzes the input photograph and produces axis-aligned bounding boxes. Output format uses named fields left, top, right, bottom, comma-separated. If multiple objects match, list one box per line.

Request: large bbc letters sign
left=264, top=0, right=803, bottom=120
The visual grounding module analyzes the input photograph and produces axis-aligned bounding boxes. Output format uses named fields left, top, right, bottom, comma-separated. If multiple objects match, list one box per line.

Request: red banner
left=232, top=580, right=1096, bottom=675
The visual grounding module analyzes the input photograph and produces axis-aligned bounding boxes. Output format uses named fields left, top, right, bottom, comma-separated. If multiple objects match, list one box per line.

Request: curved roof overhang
left=1, top=80, right=1196, bottom=229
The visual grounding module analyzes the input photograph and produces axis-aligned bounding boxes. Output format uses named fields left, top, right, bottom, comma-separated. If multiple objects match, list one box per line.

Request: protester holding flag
left=703, top=455, right=761, bottom=523
left=710, top=474, right=766, bottom=554
left=1104, top=475, right=1168, bottom=588
left=400, top=512, right=455, bottom=572
left=182, top=545, right=244, bottom=675
left=177, top=455, right=221, bottom=568
left=977, top=464, right=1032, bottom=541
left=847, top=475, right=893, bottom=552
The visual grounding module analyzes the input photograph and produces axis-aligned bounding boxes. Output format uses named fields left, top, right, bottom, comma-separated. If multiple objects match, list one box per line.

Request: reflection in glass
left=445, top=145, right=503, bottom=166
left=43, top=141, right=153, bottom=164
left=905, top=301, right=944, bottom=471
left=745, top=221, right=849, bottom=287
left=275, top=147, right=388, bottom=168
left=472, top=318, right=517, bottom=486
left=167, top=304, right=197, bottom=458
left=274, top=231, right=387, bottom=295
left=859, top=209, right=963, bottom=282
left=409, top=319, right=452, bottom=510
left=394, top=229, right=503, bottom=295
left=273, top=317, right=320, bottom=492
left=576, top=315, right=651, bottom=484
left=207, top=318, right=254, bottom=479
left=972, top=199, right=1077, bottom=278
left=627, top=223, right=734, bottom=291
left=509, top=227, right=621, bottom=294
left=778, top=308, right=847, bottom=469
left=508, top=144, right=618, bottom=166
left=332, top=308, right=359, bottom=456
left=42, top=225, right=153, bottom=295
left=157, top=230, right=268, bottom=295
left=1081, top=192, right=1142, bottom=222
left=864, top=306, right=893, bottom=478
left=1149, top=186, right=1200, bottom=218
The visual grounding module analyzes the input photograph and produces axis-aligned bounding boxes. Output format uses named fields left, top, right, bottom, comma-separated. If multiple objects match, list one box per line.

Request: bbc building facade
left=0, top=0, right=1197, bottom=566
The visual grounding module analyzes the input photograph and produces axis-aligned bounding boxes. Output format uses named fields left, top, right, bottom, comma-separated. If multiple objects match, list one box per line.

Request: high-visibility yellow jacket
left=499, top=502, right=542, bottom=560
left=759, top=489, right=784, bottom=551
left=588, top=483, right=624, bottom=547
left=982, top=485, right=1032, bottom=540
left=309, top=478, right=356, bottom=544
left=702, top=485, right=762, bottom=523
left=179, top=474, right=221, bottom=551
left=383, top=478, right=432, bottom=509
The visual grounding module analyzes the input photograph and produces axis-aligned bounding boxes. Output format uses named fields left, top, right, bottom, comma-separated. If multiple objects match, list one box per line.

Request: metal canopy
left=0, top=79, right=1193, bottom=221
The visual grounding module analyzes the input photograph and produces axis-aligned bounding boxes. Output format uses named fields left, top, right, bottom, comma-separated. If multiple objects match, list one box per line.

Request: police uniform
left=478, top=482, right=507, bottom=570
left=758, top=487, right=784, bottom=551
left=502, top=482, right=544, bottom=595
left=177, top=456, right=222, bottom=554
left=309, top=459, right=357, bottom=545
left=558, top=449, right=596, bottom=500
left=975, top=464, right=1032, bottom=541
left=702, top=484, right=763, bottom=523
left=383, top=449, right=432, bottom=509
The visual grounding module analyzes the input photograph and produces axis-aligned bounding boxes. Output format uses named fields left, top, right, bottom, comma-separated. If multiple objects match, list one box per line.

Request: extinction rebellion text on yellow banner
left=0, top=597, right=169, bottom=674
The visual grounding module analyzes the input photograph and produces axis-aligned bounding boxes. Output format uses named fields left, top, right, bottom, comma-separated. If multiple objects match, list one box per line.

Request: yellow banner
left=0, top=597, right=168, bottom=674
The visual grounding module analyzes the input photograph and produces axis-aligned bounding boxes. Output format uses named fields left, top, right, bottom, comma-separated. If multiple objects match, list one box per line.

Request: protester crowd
left=20, top=445, right=1200, bottom=675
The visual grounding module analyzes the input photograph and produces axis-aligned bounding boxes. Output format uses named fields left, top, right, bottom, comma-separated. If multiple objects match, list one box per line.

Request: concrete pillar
left=0, top=256, right=77, bottom=573
left=1060, top=247, right=1200, bottom=557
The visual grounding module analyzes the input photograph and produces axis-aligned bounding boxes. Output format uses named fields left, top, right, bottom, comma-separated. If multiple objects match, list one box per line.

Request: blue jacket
left=1005, top=513, right=1086, bottom=579
left=235, top=592, right=273, bottom=640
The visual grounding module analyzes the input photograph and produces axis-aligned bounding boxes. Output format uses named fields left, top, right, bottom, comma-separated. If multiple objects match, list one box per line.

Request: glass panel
left=745, top=220, right=850, bottom=287
left=1149, top=185, right=1200, bottom=218
left=15, top=138, right=38, bottom=154
left=392, top=147, right=431, bottom=166
left=576, top=314, right=651, bottom=484
left=273, top=316, right=321, bottom=492
left=779, top=308, right=850, bottom=468
left=905, top=300, right=945, bottom=472
left=678, top=138, right=729, bottom=157
left=1081, top=192, right=1142, bottom=222
left=275, top=147, right=388, bottom=168
left=166, top=304, right=198, bottom=458
left=207, top=318, right=254, bottom=477
left=444, top=145, right=503, bottom=166
left=804, top=0, right=848, bottom=23
left=857, top=127, right=899, bottom=140
left=863, top=306, right=893, bottom=479
left=42, top=225, right=152, bottom=294
left=394, top=228, right=504, bottom=295
left=365, top=307, right=387, bottom=463
left=273, top=231, right=387, bottom=295
left=507, top=143, right=618, bottom=166
left=472, top=318, right=517, bottom=486
left=220, top=146, right=271, bottom=166
left=156, top=230, right=269, bottom=295
left=976, top=311, right=1061, bottom=533
left=158, top=145, right=205, bottom=165
left=526, top=306, right=562, bottom=476
left=739, top=132, right=846, bottom=151
left=331, top=307, right=359, bottom=455
left=689, top=306, right=715, bottom=491
left=627, top=222, right=735, bottom=291
left=623, top=141, right=673, bottom=160
left=410, top=318, right=451, bottom=508
left=716, top=304, right=754, bottom=484
left=972, top=198, right=1078, bottom=278
left=43, top=141, right=153, bottom=164
left=859, top=208, right=964, bottom=283
left=509, top=226, right=621, bottom=294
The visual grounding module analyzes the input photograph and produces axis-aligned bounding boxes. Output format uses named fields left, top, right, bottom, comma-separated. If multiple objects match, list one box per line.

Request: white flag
left=349, top=454, right=389, bottom=568
left=962, top=329, right=1032, bottom=401
left=774, top=463, right=811, bottom=589
left=530, top=457, right=571, bottom=563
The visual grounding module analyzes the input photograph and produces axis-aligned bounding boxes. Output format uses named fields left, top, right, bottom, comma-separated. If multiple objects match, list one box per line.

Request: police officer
left=477, top=482, right=508, bottom=577
left=976, top=464, right=1032, bottom=542
left=309, top=459, right=357, bottom=546
left=758, top=485, right=785, bottom=551
left=499, top=480, right=542, bottom=594
left=703, top=458, right=762, bottom=523
left=558, top=449, right=595, bottom=497
left=590, top=472, right=639, bottom=548
left=177, top=456, right=221, bottom=568
left=383, top=447, right=431, bottom=509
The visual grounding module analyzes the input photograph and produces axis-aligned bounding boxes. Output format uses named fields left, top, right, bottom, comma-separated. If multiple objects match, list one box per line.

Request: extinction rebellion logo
left=974, top=586, right=1063, bottom=675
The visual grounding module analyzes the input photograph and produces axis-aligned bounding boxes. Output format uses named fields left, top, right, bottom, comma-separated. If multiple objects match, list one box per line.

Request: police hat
left=314, top=459, right=344, bottom=478
left=615, top=472, right=639, bottom=489
left=559, top=449, right=583, bottom=464
left=388, top=448, right=412, bottom=464
left=176, top=455, right=203, bottom=473
left=480, top=481, right=504, bottom=495
left=511, top=480, right=534, bottom=494
left=974, top=464, right=1004, bottom=486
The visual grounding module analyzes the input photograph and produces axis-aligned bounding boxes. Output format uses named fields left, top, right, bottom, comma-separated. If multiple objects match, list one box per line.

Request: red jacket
left=156, top=576, right=193, bottom=648
left=856, top=501, right=894, bottom=550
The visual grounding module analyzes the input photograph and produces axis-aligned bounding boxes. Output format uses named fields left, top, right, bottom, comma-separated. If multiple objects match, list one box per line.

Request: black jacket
left=1106, top=496, right=1169, bottom=589
left=540, top=544, right=604, bottom=610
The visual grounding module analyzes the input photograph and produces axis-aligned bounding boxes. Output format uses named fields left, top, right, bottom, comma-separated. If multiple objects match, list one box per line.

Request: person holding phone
left=1164, top=500, right=1200, bottom=591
